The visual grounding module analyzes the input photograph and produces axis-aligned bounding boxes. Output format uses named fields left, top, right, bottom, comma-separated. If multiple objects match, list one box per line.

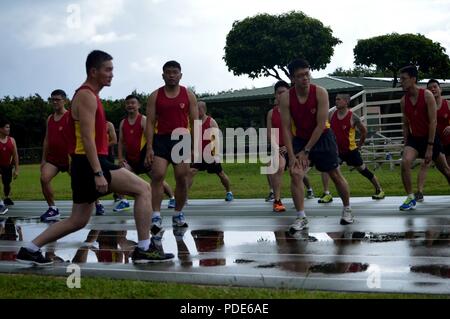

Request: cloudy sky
left=1, top=0, right=449, bottom=99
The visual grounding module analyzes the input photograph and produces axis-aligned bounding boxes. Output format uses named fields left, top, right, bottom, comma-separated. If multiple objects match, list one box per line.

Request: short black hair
left=274, top=80, right=290, bottom=92
left=427, top=79, right=440, bottom=87
left=0, top=118, right=10, bottom=128
left=287, top=59, right=310, bottom=76
left=399, top=65, right=418, bottom=81
left=51, top=89, right=67, bottom=99
left=163, top=60, right=181, bottom=71
left=125, top=94, right=140, bottom=103
left=86, top=50, right=113, bottom=75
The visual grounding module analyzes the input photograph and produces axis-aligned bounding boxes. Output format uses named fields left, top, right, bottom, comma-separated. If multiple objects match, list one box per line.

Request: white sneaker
left=340, top=207, right=354, bottom=225
left=0, top=205, right=8, bottom=215
left=289, top=217, right=309, bottom=231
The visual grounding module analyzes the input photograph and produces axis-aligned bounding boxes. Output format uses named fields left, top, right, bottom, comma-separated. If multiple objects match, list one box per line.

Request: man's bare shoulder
left=72, top=89, right=96, bottom=105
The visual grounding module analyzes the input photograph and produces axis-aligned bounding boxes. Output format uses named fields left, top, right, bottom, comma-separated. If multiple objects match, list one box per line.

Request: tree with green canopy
left=224, top=11, right=341, bottom=81
left=354, top=33, right=450, bottom=87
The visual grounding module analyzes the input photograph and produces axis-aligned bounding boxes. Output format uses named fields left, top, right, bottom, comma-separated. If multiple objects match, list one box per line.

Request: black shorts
left=0, top=166, right=12, bottom=186
left=192, top=161, right=223, bottom=174
left=46, top=160, right=70, bottom=173
left=127, top=144, right=151, bottom=175
left=107, top=146, right=115, bottom=164
left=339, top=149, right=364, bottom=167
left=405, top=135, right=441, bottom=160
left=442, top=144, right=450, bottom=156
left=293, top=129, right=339, bottom=172
left=153, top=134, right=189, bottom=165
left=70, top=155, right=120, bottom=204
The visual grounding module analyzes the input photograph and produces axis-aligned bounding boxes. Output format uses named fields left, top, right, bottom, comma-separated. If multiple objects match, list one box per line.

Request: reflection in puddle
left=191, top=230, right=225, bottom=266
left=410, top=265, right=450, bottom=279
left=1, top=217, right=449, bottom=272
left=255, top=261, right=369, bottom=274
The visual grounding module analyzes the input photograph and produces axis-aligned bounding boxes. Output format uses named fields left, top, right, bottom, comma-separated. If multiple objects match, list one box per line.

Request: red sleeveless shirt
left=404, top=89, right=429, bottom=138
left=122, top=114, right=145, bottom=163
left=437, top=99, right=450, bottom=145
left=155, top=86, right=190, bottom=135
left=47, top=111, right=70, bottom=165
left=0, top=137, right=14, bottom=166
left=289, top=84, right=328, bottom=140
left=330, top=110, right=358, bottom=154
left=67, top=86, right=108, bottom=156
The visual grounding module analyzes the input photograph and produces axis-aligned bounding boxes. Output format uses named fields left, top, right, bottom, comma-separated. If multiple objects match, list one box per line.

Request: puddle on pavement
left=1, top=217, right=449, bottom=269
left=255, top=261, right=369, bottom=274
left=410, top=265, right=450, bottom=279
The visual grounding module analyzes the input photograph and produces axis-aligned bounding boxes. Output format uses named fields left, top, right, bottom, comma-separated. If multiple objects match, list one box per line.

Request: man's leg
left=401, top=147, right=419, bottom=195
left=163, top=180, right=175, bottom=198
left=29, top=203, right=94, bottom=248
left=265, top=167, right=274, bottom=202
left=355, top=164, right=383, bottom=195
left=328, top=167, right=352, bottom=225
left=289, top=162, right=307, bottom=231
left=109, top=168, right=153, bottom=243
left=400, top=146, right=418, bottom=210
left=318, top=172, right=333, bottom=203
left=272, top=154, right=286, bottom=201
left=217, top=171, right=231, bottom=193
left=433, top=153, right=450, bottom=185
left=290, top=165, right=305, bottom=212
left=416, top=160, right=430, bottom=195
left=272, top=154, right=286, bottom=212
left=0, top=171, right=8, bottom=214
left=150, top=157, right=169, bottom=212
left=1, top=167, right=12, bottom=199
left=173, top=163, right=190, bottom=212
left=187, top=168, right=198, bottom=190
left=328, top=168, right=350, bottom=207
left=40, top=163, right=60, bottom=207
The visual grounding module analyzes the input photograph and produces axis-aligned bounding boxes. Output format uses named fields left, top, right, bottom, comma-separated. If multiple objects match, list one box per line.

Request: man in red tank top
left=265, top=82, right=316, bottom=207
left=399, top=66, right=450, bottom=211
left=320, top=93, right=385, bottom=201
left=0, top=118, right=19, bottom=215
left=187, top=101, right=233, bottom=201
left=39, top=90, right=71, bottom=222
left=17, top=51, right=174, bottom=265
left=117, top=94, right=175, bottom=210
left=280, top=59, right=352, bottom=231
left=145, top=61, right=198, bottom=232
left=416, top=79, right=450, bottom=202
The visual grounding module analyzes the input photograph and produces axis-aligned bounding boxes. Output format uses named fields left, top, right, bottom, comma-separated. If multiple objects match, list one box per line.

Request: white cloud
left=24, top=0, right=135, bottom=48
left=130, top=57, right=161, bottom=73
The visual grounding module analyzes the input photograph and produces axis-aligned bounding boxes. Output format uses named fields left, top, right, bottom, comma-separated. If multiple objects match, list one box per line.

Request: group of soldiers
left=0, top=50, right=448, bottom=265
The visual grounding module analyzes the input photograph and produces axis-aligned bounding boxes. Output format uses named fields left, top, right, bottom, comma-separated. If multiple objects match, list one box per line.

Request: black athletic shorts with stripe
left=70, top=155, right=120, bottom=204
left=293, top=129, right=339, bottom=173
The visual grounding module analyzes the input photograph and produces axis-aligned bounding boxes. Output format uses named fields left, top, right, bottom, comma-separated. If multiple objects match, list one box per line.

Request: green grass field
left=6, top=162, right=450, bottom=200
left=0, top=274, right=447, bottom=299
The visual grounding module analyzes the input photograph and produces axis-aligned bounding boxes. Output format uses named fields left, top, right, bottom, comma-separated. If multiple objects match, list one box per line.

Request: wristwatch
left=303, top=148, right=310, bottom=156
left=94, top=170, right=104, bottom=177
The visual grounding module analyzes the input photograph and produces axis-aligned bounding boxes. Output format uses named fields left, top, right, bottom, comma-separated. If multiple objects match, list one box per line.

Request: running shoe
left=399, top=197, right=416, bottom=211
left=306, top=189, right=315, bottom=199
left=172, top=212, right=188, bottom=228
left=289, top=217, right=309, bottom=231
left=340, top=207, right=354, bottom=225
left=414, top=192, right=424, bottom=203
left=113, top=199, right=131, bottom=212
left=3, top=198, right=14, bottom=206
left=225, top=192, right=234, bottom=202
left=40, top=207, right=60, bottom=222
left=95, top=203, right=105, bottom=216
left=372, top=190, right=386, bottom=200
left=273, top=200, right=286, bottom=213
left=16, top=247, right=53, bottom=266
left=168, top=198, right=176, bottom=209
left=318, top=193, right=333, bottom=203
left=265, top=191, right=275, bottom=202
left=0, top=204, right=8, bottom=215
